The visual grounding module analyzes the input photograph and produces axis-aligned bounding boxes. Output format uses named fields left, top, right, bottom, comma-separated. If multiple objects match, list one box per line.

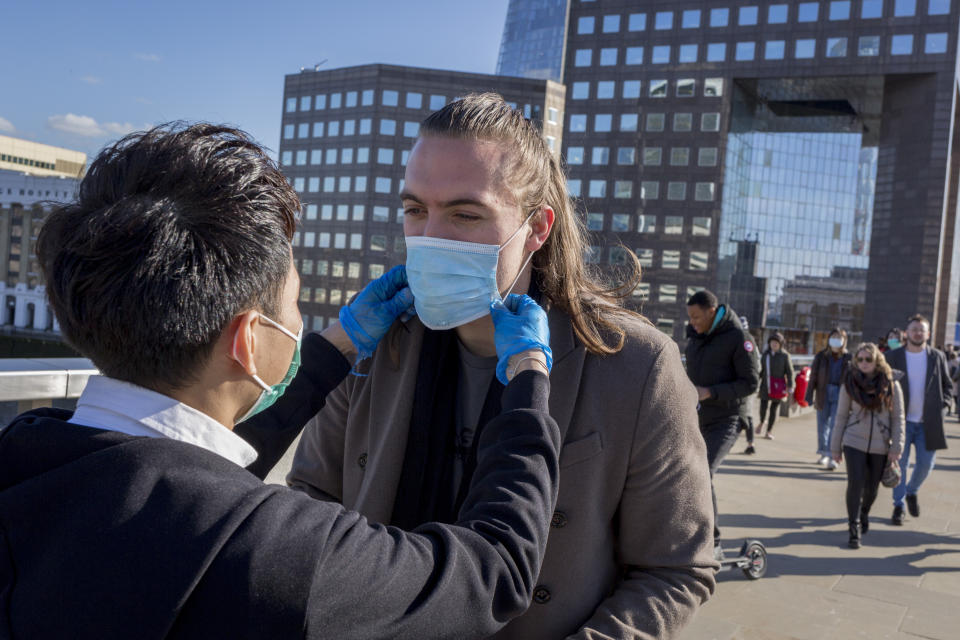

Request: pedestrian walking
left=685, top=290, right=760, bottom=559
left=884, top=314, right=952, bottom=525
left=831, top=343, right=905, bottom=549
left=758, top=331, right=795, bottom=440
left=806, top=328, right=852, bottom=470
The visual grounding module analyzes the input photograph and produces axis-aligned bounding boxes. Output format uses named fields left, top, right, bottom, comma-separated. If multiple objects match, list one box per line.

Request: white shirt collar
left=68, top=375, right=258, bottom=468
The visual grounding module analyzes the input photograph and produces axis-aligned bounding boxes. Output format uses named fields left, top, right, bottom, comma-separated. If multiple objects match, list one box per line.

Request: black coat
left=884, top=345, right=951, bottom=450
left=0, top=336, right=561, bottom=639
left=684, top=305, right=761, bottom=426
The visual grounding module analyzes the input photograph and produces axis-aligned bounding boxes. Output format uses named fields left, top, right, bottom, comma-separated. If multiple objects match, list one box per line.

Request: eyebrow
left=399, top=190, right=492, bottom=210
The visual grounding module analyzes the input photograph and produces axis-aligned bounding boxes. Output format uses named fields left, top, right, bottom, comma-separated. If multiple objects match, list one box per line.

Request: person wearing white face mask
left=807, top=328, right=852, bottom=469
left=272, top=94, right=717, bottom=640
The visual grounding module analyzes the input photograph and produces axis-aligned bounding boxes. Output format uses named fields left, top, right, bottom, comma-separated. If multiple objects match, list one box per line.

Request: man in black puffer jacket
left=685, top=290, right=760, bottom=559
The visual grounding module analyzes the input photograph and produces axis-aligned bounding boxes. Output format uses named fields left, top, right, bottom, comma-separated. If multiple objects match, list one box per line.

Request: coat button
left=358, top=453, right=367, bottom=468
left=551, top=510, right=568, bottom=528
left=533, top=586, right=551, bottom=604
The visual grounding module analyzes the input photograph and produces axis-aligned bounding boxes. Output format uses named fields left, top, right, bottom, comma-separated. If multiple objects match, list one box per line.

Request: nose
left=421, top=215, right=449, bottom=239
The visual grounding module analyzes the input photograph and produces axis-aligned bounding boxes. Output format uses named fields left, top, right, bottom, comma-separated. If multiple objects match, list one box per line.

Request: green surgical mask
left=237, top=313, right=302, bottom=423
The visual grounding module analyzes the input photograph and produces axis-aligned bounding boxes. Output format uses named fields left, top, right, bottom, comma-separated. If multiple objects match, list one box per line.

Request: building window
left=286, top=97, right=296, bottom=113
left=321, top=205, right=333, bottom=220
left=650, top=79, right=668, bottom=97
left=643, top=147, right=662, bottom=165
left=674, top=113, right=693, bottom=131
left=342, top=120, right=356, bottom=136
left=281, top=150, right=292, bottom=165
left=929, top=0, right=950, bottom=15
left=620, top=113, right=639, bottom=131
left=710, top=8, right=729, bottom=26
left=355, top=176, right=367, bottom=192
left=655, top=11, right=673, bottom=29
left=403, top=122, right=419, bottom=137
left=362, top=89, right=374, bottom=106
left=798, top=2, right=819, bottom=21
left=829, top=1, right=851, bottom=20
left=377, top=148, right=394, bottom=164
left=736, top=42, right=756, bottom=61
left=827, top=37, right=848, bottom=57
left=628, top=13, right=646, bottom=30
left=891, top=34, right=914, bottom=55
left=591, top=147, right=610, bottom=165
left=588, top=180, right=607, bottom=198
left=380, top=119, right=396, bottom=135
left=638, top=214, right=657, bottom=232
left=325, top=149, right=337, bottom=164
left=667, top=182, right=687, bottom=200
left=859, top=35, right=881, bottom=55
left=577, top=16, right=595, bottom=34
left=617, top=147, right=636, bottom=165
left=862, top=0, right=883, bottom=18
left=430, top=95, right=446, bottom=110
left=695, top=182, right=716, bottom=201
left=699, top=147, right=719, bottom=166
left=679, top=44, right=698, bottom=63
left=663, top=250, right=680, bottom=269
left=307, top=176, right=319, bottom=192
left=350, top=234, right=363, bottom=250
left=646, top=113, right=665, bottom=131
left=293, top=177, right=305, bottom=192
left=635, top=248, right=654, bottom=267
left=595, top=114, right=612, bottom=132
left=375, top=177, right=391, bottom=193
left=586, top=212, right=604, bottom=230
left=328, top=121, right=340, bottom=136
left=795, top=39, right=816, bottom=58
left=381, top=90, right=398, bottom=106
left=574, top=49, right=592, bottom=66
left=707, top=42, right=727, bottom=61
left=570, top=114, right=587, bottom=132
left=572, top=82, right=589, bottom=99
left=547, top=107, right=559, bottom=124
left=603, top=14, right=620, bottom=32
left=768, top=4, right=789, bottom=23
left=664, top=216, right=683, bottom=234
left=330, top=93, right=342, bottom=109
left=670, top=148, right=690, bottom=165
left=345, top=91, right=358, bottom=107
left=314, top=94, right=327, bottom=110
left=702, top=113, right=721, bottom=131
left=894, top=0, right=916, bottom=15
left=925, top=33, right=948, bottom=53
left=373, top=206, right=390, bottom=222
left=633, top=282, right=650, bottom=300
left=611, top=213, right=630, bottom=231
left=343, top=148, right=355, bottom=163
left=283, top=124, right=294, bottom=139
left=568, top=180, right=581, bottom=197
left=614, top=181, right=633, bottom=198
left=652, top=45, right=670, bottom=63
left=585, top=246, right=602, bottom=264
left=641, top=181, right=659, bottom=200
left=677, top=79, right=695, bottom=97
left=370, top=235, right=387, bottom=251
left=765, top=40, right=786, bottom=60
left=300, top=96, right=311, bottom=111
left=567, top=146, right=584, bottom=164
left=625, top=47, right=644, bottom=64
left=659, top=285, right=678, bottom=304
left=600, top=48, right=618, bottom=65
left=692, top=217, right=712, bottom=235
left=597, top=81, right=615, bottom=98
left=739, top=6, right=759, bottom=25
left=682, top=9, right=701, bottom=28
left=690, top=251, right=709, bottom=270
left=622, top=80, right=641, bottom=98
left=705, top=78, right=724, bottom=97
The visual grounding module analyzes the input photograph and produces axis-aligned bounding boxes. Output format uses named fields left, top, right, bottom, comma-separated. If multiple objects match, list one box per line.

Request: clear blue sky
left=1, top=0, right=510, bottom=160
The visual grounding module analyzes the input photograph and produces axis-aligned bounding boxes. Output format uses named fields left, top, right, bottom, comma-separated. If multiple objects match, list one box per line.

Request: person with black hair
left=758, top=331, right=795, bottom=440
left=807, top=328, right=852, bottom=469
left=685, top=289, right=760, bottom=559
left=0, top=123, right=562, bottom=639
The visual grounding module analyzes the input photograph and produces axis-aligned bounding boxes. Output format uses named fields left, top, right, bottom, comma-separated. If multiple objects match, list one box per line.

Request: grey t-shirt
left=453, top=340, right=498, bottom=492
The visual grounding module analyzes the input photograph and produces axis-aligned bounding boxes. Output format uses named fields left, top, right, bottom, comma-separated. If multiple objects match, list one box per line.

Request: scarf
left=844, top=368, right=893, bottom=412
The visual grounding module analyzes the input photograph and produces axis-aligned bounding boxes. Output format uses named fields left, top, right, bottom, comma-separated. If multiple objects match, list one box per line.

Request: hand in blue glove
left=339, top=265, right=414, bottom=359
left=490, top=294, right=552, bottom=385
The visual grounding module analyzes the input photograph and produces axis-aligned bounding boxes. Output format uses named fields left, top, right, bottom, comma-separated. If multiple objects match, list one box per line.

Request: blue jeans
left=893, top=420, right=937, bottom=507
left=816, top=384, right=841, bottom=456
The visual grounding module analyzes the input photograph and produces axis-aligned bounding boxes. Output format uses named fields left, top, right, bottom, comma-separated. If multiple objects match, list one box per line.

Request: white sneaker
left=818, top=455, right=829, bottom=466
left=826, top=459, right=838, bottom=471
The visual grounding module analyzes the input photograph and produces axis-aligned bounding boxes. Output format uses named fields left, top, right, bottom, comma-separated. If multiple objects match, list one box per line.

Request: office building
left=497, top=0, right=571, bottom=81
left=279, top=64, right=565, bottom=331
left=561, top=0, right=960, bottom=346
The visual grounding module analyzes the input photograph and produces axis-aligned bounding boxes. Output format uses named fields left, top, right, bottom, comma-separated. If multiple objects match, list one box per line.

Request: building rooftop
left=0, top=134, right=86, bottom=179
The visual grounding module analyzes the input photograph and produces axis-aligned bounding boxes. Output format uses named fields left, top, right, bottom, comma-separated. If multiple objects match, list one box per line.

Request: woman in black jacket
left=758, top=331, right=795, bottom=439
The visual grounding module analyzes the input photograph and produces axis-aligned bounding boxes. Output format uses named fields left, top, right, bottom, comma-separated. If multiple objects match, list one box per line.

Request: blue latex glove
left=490, top=294, right=553, bottom=385
left=339, top=265, right=414, bottom=359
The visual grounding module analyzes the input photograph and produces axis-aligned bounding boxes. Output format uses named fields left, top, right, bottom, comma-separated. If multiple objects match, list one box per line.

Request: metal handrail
left=0, top=358, right=98, bottom=402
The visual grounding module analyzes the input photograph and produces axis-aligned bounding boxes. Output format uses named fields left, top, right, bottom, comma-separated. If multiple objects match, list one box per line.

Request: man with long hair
left=243, top=94, right=716, bottom=638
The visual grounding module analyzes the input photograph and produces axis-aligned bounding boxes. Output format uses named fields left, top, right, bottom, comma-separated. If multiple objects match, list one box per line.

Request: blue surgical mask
left=887, top=338, right=902, bottom=350
left=236, top=313, right=302, bottom=423
left=405, top=212, right=535, bottom=330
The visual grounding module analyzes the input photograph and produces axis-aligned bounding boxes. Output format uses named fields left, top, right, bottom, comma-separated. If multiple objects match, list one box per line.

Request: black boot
left=859, top=510, right=869, bottom=535
left=848, top=521, right=861, bottom=549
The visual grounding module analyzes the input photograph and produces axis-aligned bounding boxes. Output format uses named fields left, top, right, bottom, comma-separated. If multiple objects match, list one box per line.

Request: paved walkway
left=679, top=410, right=960, bottom=640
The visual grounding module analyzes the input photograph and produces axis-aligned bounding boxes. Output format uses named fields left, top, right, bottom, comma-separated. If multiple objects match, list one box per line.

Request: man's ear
left=230, top=311, right=260, bottom=376
left=526, top=205, right=555, bottom=252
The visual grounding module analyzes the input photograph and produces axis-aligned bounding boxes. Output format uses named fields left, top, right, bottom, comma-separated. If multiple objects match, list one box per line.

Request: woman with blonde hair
left=831, top=343, right=905, bottom=548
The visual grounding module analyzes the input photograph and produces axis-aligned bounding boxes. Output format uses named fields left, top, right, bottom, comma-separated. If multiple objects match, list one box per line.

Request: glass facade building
left=497, top=0, right=570, bottom=81
left=562, top=0, right=960, bottom=348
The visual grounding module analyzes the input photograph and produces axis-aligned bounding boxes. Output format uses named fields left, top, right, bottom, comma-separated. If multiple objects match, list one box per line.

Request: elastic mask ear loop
left=499, top=209, right=539, bottom=299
